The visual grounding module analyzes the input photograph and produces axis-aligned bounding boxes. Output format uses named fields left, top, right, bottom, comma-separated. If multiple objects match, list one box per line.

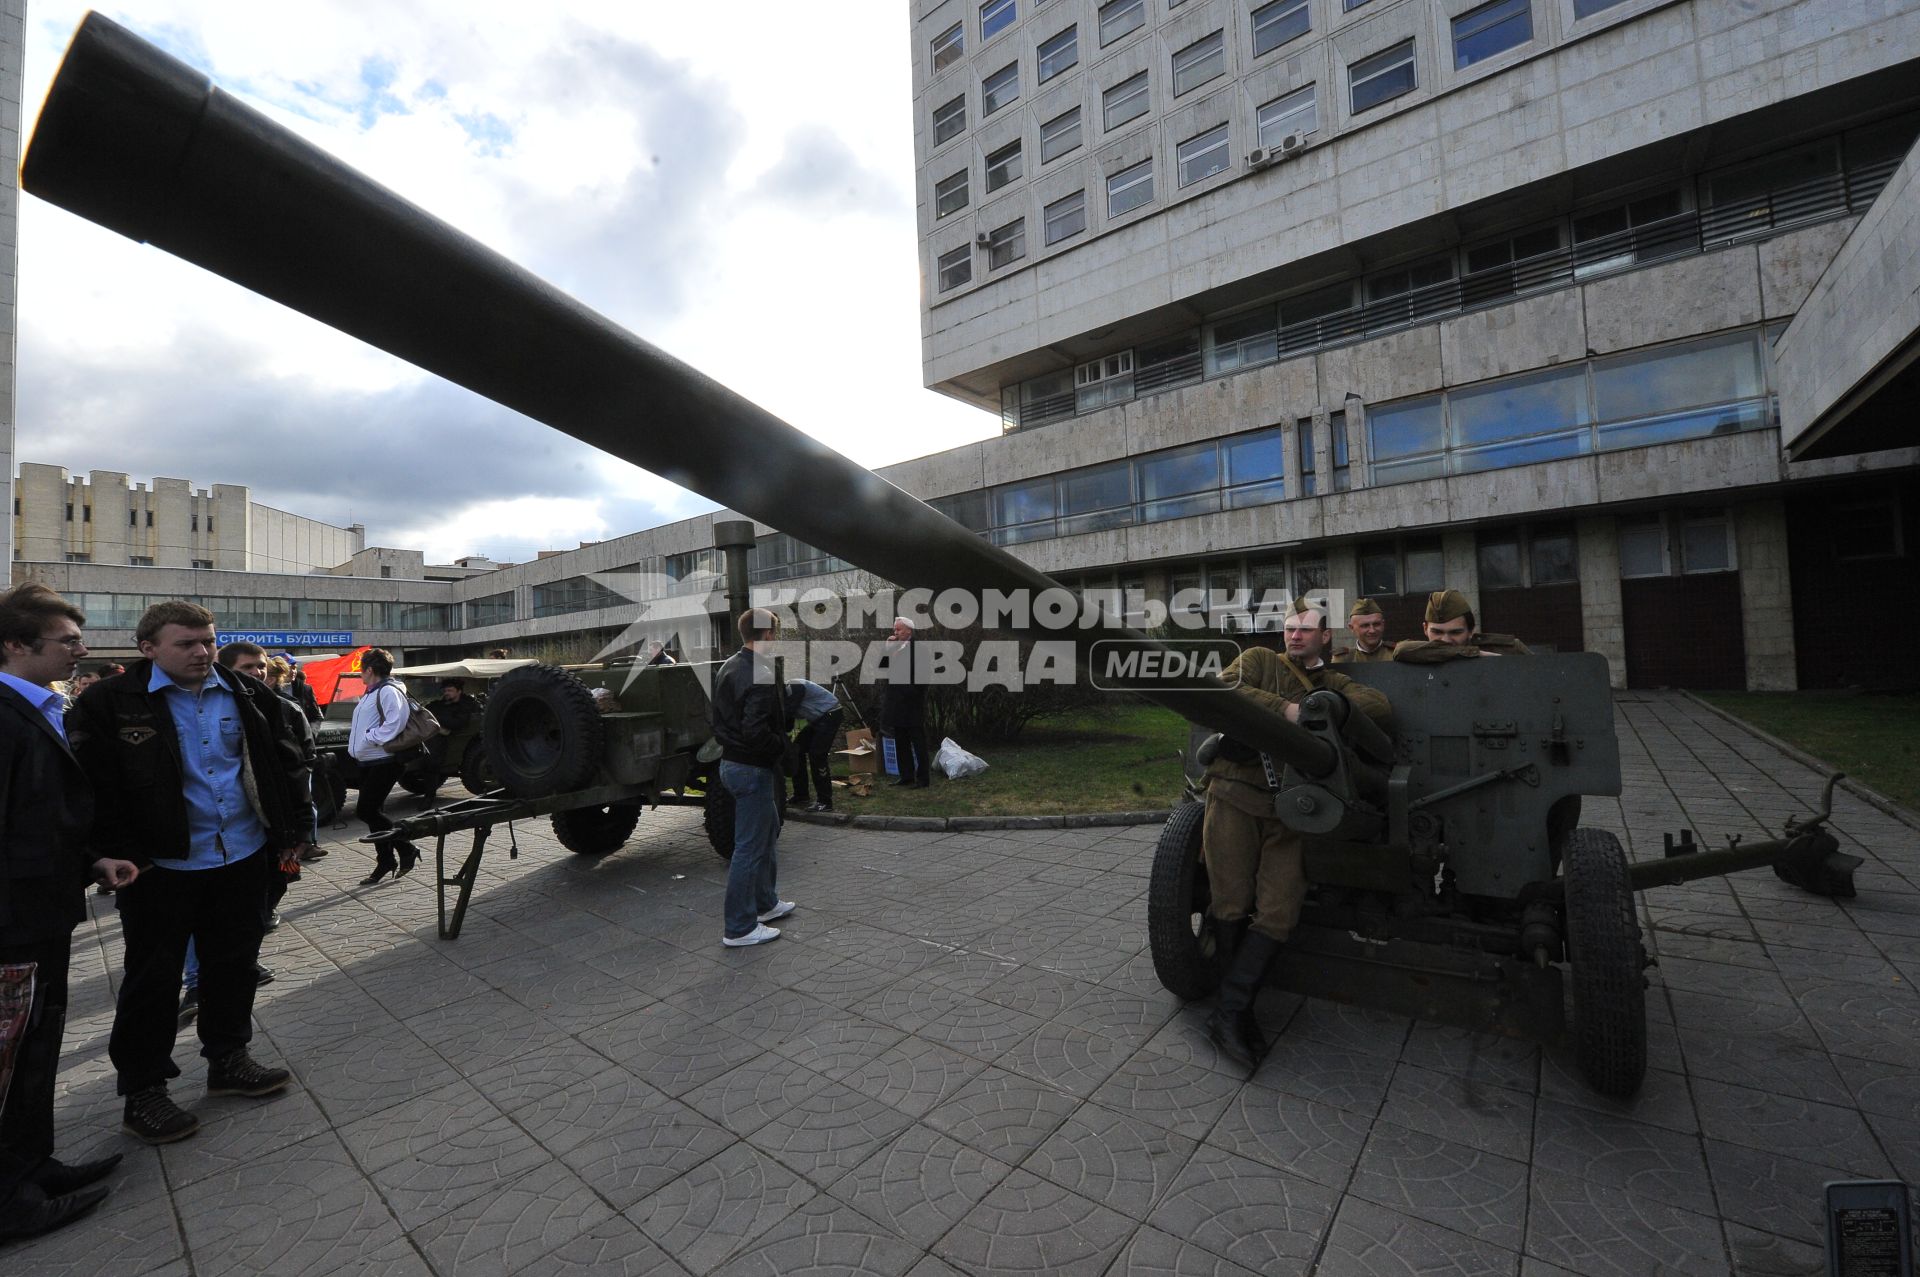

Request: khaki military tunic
left=1201, top=648, right=1392, bottom=942
left=1333, top=643, right=1394, bottom=664
left=1389, top=632, right=1532, bottom=662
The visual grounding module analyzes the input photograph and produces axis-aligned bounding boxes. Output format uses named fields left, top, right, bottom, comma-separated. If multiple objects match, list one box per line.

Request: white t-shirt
left=348, top=679, right=411, bottom=762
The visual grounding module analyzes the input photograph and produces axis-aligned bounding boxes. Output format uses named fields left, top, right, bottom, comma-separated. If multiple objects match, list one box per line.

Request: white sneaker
left=723, top=923, right=782, bottom=947
left=758, top=901, right=796, bottom=922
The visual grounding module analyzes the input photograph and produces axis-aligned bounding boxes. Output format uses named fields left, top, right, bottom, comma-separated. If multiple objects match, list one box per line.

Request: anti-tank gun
left=19, top=13, right=1866, bottom=1093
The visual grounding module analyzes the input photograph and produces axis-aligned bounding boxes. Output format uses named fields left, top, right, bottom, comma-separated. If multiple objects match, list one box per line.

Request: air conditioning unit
left=974, top=231, right=993, bottom=248
left=1279, top=131, right=1304, bottom=155
left=1246, top=147, right=1272, bottom=167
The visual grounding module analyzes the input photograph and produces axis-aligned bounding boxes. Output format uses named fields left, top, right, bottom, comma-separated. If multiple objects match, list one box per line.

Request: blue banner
left=220, top=631, right=355, bottom=647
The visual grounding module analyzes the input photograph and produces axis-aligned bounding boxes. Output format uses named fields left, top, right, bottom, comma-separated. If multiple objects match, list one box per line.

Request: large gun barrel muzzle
left=22, top=13, right=1337, bottom=774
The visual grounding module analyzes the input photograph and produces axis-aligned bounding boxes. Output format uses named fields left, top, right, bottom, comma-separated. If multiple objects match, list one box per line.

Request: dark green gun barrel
left=22, top=11, right=1335, bottom=776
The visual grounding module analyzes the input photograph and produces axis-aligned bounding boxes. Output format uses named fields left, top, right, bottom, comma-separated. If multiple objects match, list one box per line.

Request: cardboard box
left=836, top=727, right=879, bottom=775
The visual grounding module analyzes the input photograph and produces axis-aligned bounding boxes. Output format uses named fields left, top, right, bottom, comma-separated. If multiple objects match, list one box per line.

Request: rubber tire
left=1147, top=800, right=1225, bottom=1000
left=1563, top=827, right=1648, bottom=1099
left=552, top=803, right=642, bottom=855
left=399, top=769, right=440, bottom=799
left=703, top=780, right=736, bottom=861
left=459, top=737, right=495, bottom=796
left=482, top=665, right=606, bottom=799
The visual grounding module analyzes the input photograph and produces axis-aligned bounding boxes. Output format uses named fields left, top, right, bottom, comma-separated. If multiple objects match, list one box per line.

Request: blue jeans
left=720, top=761, right=780, bottom=939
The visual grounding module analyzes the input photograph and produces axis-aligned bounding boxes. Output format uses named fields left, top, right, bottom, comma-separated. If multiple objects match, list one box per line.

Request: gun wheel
left=1147, top=800, right=1226, bottom=1000
left=1563, top=827, right=1648, bottom=1098
left=482, top=664, right=605, bottom=799
left=552, top=802, right=641, bottom=855
left=703, top=780, right=736, bottom=861
left=459, top=737, right=496, bottom=796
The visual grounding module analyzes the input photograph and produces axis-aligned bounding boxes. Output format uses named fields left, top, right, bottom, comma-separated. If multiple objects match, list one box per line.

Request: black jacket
left=0, top=684, right=96, bottom=942
left=879, top=639, right=927, bottom=729
left=710, top=647, right=789, bottom=768
left=68, top=659, right=313, bottom=870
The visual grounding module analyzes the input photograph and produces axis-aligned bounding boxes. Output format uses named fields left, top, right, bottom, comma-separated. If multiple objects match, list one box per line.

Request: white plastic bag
left=935, top=736, right=988, bottom=780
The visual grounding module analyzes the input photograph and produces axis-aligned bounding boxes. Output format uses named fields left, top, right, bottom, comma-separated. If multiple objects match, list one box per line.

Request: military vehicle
left=307, top=659, right=515, bottom=818
left=17, top=12, right=1866, bottom=1092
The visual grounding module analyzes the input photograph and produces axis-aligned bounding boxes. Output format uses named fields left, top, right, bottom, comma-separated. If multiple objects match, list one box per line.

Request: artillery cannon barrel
left=22, top=13, right=1336, bottom=778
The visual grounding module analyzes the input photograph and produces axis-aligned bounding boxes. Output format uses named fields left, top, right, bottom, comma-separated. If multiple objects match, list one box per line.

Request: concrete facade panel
left=1593, top=431, right=1783, bottom=503
left=1316, top=325, right=1443, bottom=404
left=1757, top=216, right=1857, bottom=320
left=1735, top=498, right=1797, bottom=690
left=1580, top=245, right=1764, bottom=354
left=1439, top=288, right=1587, bottom=385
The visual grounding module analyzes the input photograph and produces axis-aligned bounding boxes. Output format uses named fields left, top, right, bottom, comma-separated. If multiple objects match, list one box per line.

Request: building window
left=1057, top=461, right=1135, bottom=535
left=1350, top=39, right=1416, bottom=113
left=987, top=218, right=1027, bottom=269
left=1104, top=71, right=1150, bottom=130
left=1404, top=542, right=1445, bottom=593
left=1040, top=107, right=1082, bottom=162
left=1591, top=330, right=1766, bottom=451
left=1364, top=254, right=1456, bottom=329
left=1107, top=157, right=1154, bottom=216
left=1225, top=429, right=1285, bottom=506
left=65, top=502, right=73, bottom=522
left=1257, top=84, right=1317, bottom=149
left=985, top=141, right=1023, bottom=192
left=82, top=505, right=92, bottom=524
left=1171, top=31, right=1225, bottom=96
left=1680, top=510, right=1735, bottom=574
left=64, top=552, right=91, bottom=563
left=933, top=95, right=966, bottom=145
left=1701, top=140, right=1843, bottom=245
left=1463, top=223, right=1566, bottom=303
left=1044, top=190, right=1087, bottom=243
left=1449, top=364, right=1590, bottom=474
left=128, top=510, right=138, bottom=526
left=1297, top=420, right=1318, bottom=496
left=1099, top=0, right=1145, bottom=44
left=1618, top=520, right=1668, bottom=578
left=1360, top=544, right=1399, bottom=595
left=1076, top=352, right=1134, bottom=412
left=937, top=244, right=974, bottom=291
left=981, top=0, right=1016, bottom=41
left=466, top=591, right=515, bottom=627
left=1177, top=122, right=1231, bottom=186
left=1330, top=410, right=1350, bottom=491
left=1205, top=308, right=1278, bottom=374
left=932, top=22, right=965, bottom=71
left=1136, top=331, right=1204, bottom=393
left=935, top=169, right=969, bottom=218
left=1137, top=442, right=1221, bottom=521
left=982, top=61, right=1020, bottom=114
left=993, top=477, right=1057, bottom=544
left=1831, top=499, right=1905, bottom=561
left=1573, top=0, right=1628, bottom=17
left=146, top=511, right=154, bottom=527
left=1452, top=0, right=1532, bottom=69
left=1572, top=190, right=1689, bottom=279
left=533, top=575, right=626, bottom=618
left=1037, top=25, right=1078, bottom=82
left=1251, top=0, right=1311, bottom=57
left=1368, top=396, right=1445, bottom=483
left=129, top=555, right=153, bottom=566
left=190, top=559, right=213, bottom=569
left=1531, top=525, right=1577, bottom=584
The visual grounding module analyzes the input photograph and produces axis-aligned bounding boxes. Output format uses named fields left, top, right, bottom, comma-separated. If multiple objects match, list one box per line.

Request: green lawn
left=1696, top=691, right=1920, bottom=814
left=837, top=703, right=1192, bottom=816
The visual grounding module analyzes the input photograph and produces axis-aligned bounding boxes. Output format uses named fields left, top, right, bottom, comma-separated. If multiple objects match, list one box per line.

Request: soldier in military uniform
left=1200, top=597, right=1392, bottom=1071
left=1391, top=589, right=1531, bottom=662
left=1332, top=597, right=1393, bottom=663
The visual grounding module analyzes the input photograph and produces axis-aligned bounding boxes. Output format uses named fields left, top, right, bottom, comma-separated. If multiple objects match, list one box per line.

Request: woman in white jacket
left=348, top=648, right=421, bottom=885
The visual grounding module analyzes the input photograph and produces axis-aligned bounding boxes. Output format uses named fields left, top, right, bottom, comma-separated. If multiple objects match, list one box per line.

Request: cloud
left=755, top=124, right=911, bottom=217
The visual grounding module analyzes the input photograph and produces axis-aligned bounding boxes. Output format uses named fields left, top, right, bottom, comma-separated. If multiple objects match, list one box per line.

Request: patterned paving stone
left=835, top=1034, right=990, bottom=1118
left=1085, top=1043, right=1243, bottom=1140
left=338, top=1078, right=502, bottom=1172
left=683, top=1051, right=842, bottom=1138
left=511, top=1062, right=673, bottom=1157
left=771, top=1008, right=908, bottom=1079
left=828, top=1123, right=1017, bottom=1247
left=554, top=1095, right=737, bottom=1212
left=1253, top=1033, right=1399, bottom=1116
left=368, top=1111, right=553, bottom=1228
left=1722, top=1222, right=1829, bottom=1277
left=1790, top=978, right=1920, bottom=1068
left=976, top=965, right=1097, bottom=1020
left=512, top=1217, right=694, bottom=1277
left=735, top=1071, right=916, bottom=1185
left=1703, top=1136, right=1860, bottom=1246
left=1349, top=1121, right=1529, bottom=1252
left=711, top=989, right=843, bottom=1049
left=1536, top=1052, right=1702, bottom=1134
left=293, top=1022, right=465, bottom=1120
left=467, top=1037, right=624, bottom=1116
left=923, top=1065, right=1082, bottom=1163
left=175, top=1132, right=407, bottom=1277
left=411, top=1156, right=615, bottom=1277
left=1530, top=1097, right=1716, bottom=1216
left=998, top=1021, right=1134, bottom=1098
left=1524, top=1168, right=1731, bottom=1277
left=628, top=1139, right=815, bottom=1274
left=1398, top=1023, right=1540, bottom=1093
left=599, top=1018, right=768, bottom=1098
left=1286, top=999, right=1415, bottom=1059
left=1204, top=1082, right=1373, bottom=1189
left=1147, top=1143, right=1339, bottom=1271
left=935, top=1168, right=1138, bottom=1277
left=1022, top=1100, right=1198, bottom=1220
left=158, top=1086, right=333, bottom=1187
left=1380, top=1061, right=1535, bottom=1162
left=710, top=1195, right=924, bottom=1277
left=0, top=1185, right=184, bottom=1276
left=912, top=994, right=1046, bottom=1059
left=1691, top=1076, right=1893, bottom=1175
left=853, top=972, right=978, bottom=1033
left=1102, top=1225, right=1265, bottom=1277
left=1318, top=1197, right=1521, bottom=1277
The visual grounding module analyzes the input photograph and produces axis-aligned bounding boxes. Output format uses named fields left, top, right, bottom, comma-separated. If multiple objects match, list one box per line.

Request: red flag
left=302, top=645, right=370, bottom=707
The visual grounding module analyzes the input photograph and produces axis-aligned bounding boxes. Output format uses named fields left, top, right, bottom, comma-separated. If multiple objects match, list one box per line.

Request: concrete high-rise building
left=903, top=0, right=1920, bottom=690
left=0, top=1, right=23, bottom=571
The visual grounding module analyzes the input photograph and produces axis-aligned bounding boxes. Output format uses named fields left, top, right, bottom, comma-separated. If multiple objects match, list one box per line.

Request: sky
left=15, top=2, right=998, bottom=563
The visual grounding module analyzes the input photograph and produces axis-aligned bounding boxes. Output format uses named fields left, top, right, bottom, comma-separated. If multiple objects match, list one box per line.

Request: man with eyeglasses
left=0, top=584, right=139, bottom=1240
left=1195, top=595, right=1392, bottom=1073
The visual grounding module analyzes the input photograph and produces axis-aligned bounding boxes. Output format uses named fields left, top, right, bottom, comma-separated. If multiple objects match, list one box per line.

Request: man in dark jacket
left=0, top=584, right=138, bottom=1239
left=879, top=616, right=930, bottom=788
left=68, top=601, right=312, bottom=1145
left=709, top=609, right=794, bottom=946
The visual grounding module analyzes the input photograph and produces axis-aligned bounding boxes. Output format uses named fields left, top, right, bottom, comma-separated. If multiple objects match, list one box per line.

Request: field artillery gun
left=18, top=12, right=1865, bottom=1091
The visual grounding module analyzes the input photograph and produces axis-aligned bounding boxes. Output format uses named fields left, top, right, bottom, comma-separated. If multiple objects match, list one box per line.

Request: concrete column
left=1442, top=529, right=1478, bottom=603
left=16, top=463, right=66, bottom=562
left=1344, top=402, right=1369, bottom=490
left=152, top=478, right=192, bottom=567
left=88, top=471, right=131, bottom=566
left=1324, top=542, right=1360, bottom=620
left=212, top=483, right=252, bottom=570
left=1576, top=514, right=1627, bottom=689
left=1309, top=407, right=1335, bottom=498
left=1736, top=499, right=1797, bottom=691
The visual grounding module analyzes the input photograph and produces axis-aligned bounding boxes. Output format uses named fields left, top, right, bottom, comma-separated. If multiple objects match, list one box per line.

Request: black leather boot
left=1205, top=931, right=1280, bottom=1074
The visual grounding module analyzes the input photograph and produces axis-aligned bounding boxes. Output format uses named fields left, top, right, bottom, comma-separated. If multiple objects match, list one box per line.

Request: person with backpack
left=346, top=649, right=426, bottom=885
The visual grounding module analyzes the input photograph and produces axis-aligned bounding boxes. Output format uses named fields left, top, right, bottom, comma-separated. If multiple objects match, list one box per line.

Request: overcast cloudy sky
left=17, top=2, right=996, bottom=563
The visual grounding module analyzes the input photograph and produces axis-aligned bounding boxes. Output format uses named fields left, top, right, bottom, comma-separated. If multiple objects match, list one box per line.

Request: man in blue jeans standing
left=710, top=609, right=795, bottom=947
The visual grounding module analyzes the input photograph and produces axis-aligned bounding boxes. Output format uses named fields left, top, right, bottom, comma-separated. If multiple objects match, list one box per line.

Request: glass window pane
left=1206, top=308, right=1278, bottom=373
left=932, top=23, right=965, bottom=71
left=1177, top=122, right=1231, bottom=186
left=994, top=477, right=1055, bottom=527
left=1404, top=544, right=1445, bottom=592
left=1618, top=522, right=1666, bottom=577
left=1100, top=0, right=1145, bottom=44
left=1593, top=330, right=1764, bottom=422
left=1038, top=26, right=1078, bottom=81
left=1478, top=535, right=1522, bottom=589
left=1138, top=442, right=1219, bottom=499
left=1044, top=190, right=1086, bottom=243
left=1226, top=430, right=1284, bottom=484
left=1257, top=85, right=1316, bottom=148
left=1359, top=548, right=1398, bottom=596
left=1450, top=365, right=1590, bottom=447
left=983, top=62, right=1020, bottom=114
left=938, top=245, right=972, bottom=290
left=1172, top=31, right=1225, bottom=96
left=1350, top=40, right=1416, bottom=113
left=1108, top=158, right=1154, bottom=216
left=1368, top=396, right=1444, bottom=460
left=981, top=0, right=1016, bottom=40
left=1059, top=462, right=1132, bottom=514
left=933, top=96, right=966, bottom=145
left=935, top=170, right=968, bottom=217
left=1040, top=107, right=1082, bottom=161
left=1104, top=71, right=1150, bottom=129
left=986, top=141, right=1023, bottom=191
left=1452, top=0, right=1532, bottom=69
left=1531, top=530, right=1577, bottom=584
left=1252, top=0, right=1311, bottom=57
left=1573, top=0, right=1627, bottom=16
left=987, top=218, right=1026, bottom=269
left=1681, top=520, right=1731, bottom=573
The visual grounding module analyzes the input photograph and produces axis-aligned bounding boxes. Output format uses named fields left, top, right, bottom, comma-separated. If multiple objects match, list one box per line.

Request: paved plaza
left=5, top=692, right=1917, bottom=1277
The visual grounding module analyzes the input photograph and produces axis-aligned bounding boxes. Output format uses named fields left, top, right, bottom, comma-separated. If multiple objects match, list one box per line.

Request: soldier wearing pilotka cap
left=1332, top=597, right=1393, bottom=664
left=1391, top=589, right=1532, bottom=662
